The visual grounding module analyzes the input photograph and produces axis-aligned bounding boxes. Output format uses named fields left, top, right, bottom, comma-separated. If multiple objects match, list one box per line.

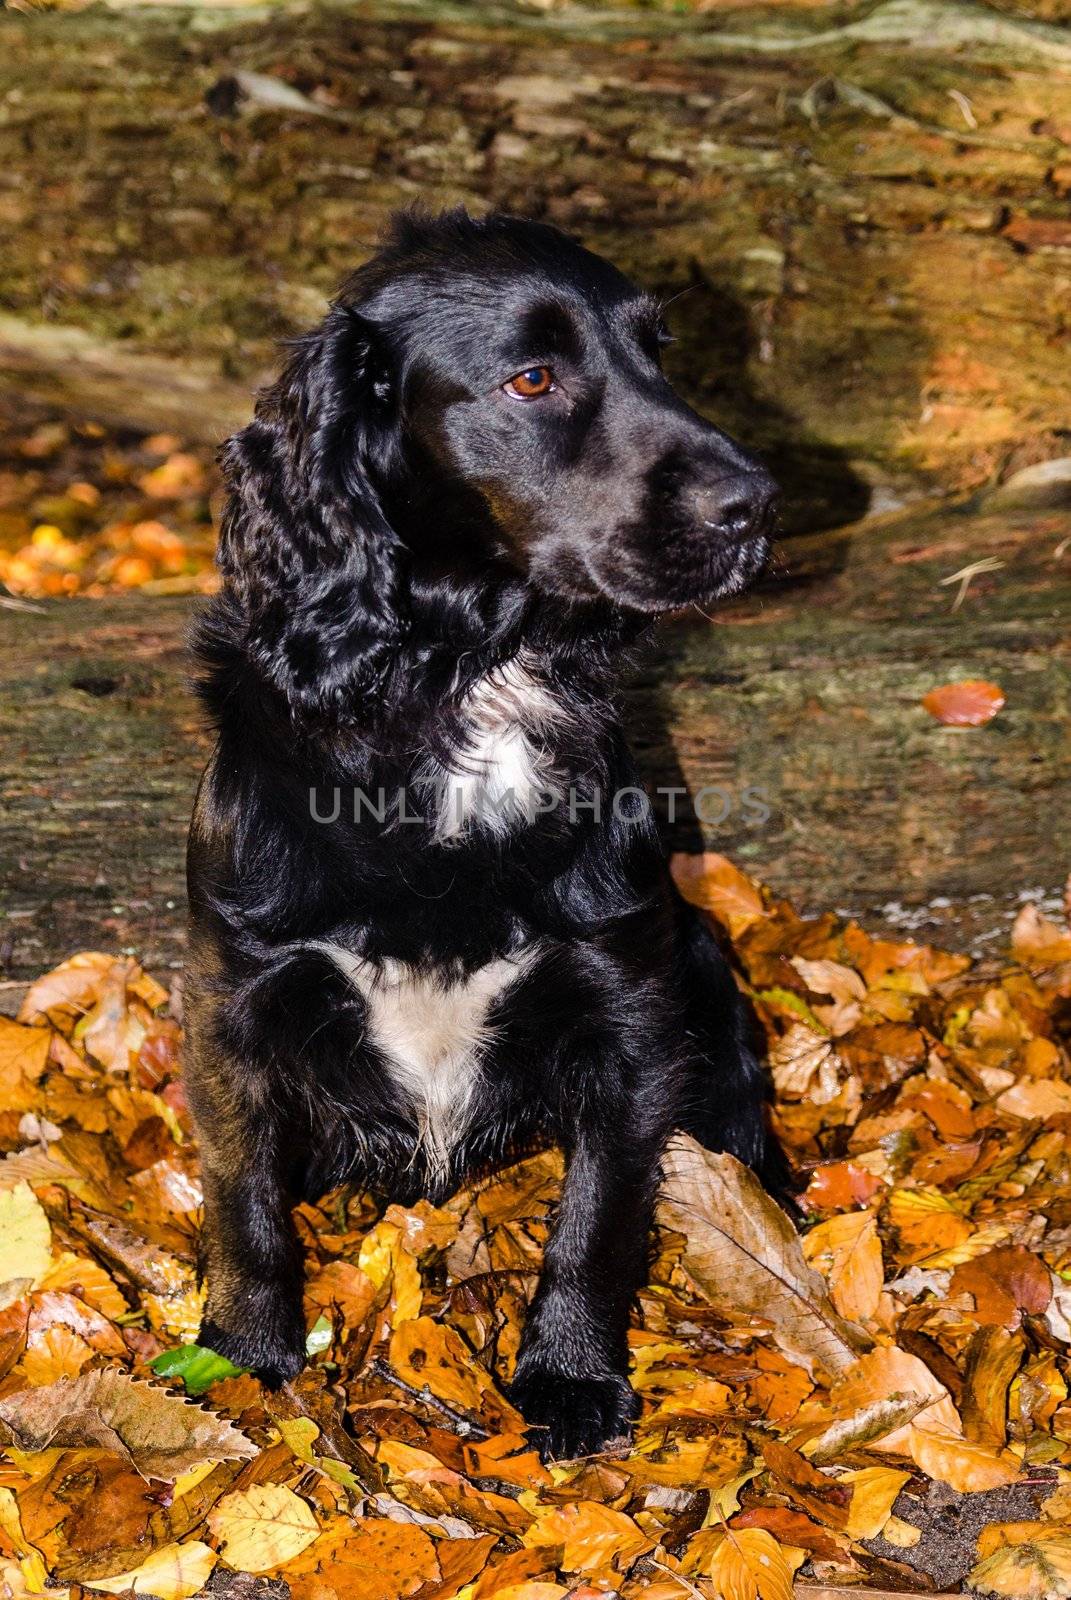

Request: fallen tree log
left=2, top=493, right=1067, bottom=987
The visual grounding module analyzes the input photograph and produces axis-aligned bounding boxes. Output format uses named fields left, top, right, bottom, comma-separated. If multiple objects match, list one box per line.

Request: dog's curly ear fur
left=217, top=304, right=404, bottom=720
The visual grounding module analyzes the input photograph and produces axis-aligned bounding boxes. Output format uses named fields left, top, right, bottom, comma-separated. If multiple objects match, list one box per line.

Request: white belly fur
left=315, top=947, right=528, bottom=1180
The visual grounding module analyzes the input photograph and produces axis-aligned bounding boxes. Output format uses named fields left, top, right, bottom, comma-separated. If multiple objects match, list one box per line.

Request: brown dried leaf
left=0, top=1368, right=256, bottom=1480
left=952, top=1248, right=1053, bottom=1329
left=659, top=1139, right=866, bottom=1378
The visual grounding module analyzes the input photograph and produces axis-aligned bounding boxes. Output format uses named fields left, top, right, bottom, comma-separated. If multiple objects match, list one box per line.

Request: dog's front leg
left=192, top=1067, right=307, bottom=1388
left=510, top=1125, right=660, bottom=1461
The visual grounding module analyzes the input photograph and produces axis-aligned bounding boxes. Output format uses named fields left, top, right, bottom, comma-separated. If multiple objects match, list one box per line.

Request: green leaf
left=150, top=1343, right=247, bottom=1396
left=305, top=1314, right=332, bottom=1356
left=749, top=985, right=828, bottom=1033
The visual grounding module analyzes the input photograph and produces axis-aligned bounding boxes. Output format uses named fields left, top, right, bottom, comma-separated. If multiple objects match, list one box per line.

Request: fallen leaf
left=921, top=679, right=1005, bottom=726
left=802, top=1161, right=884, bottom=1211
left=967, top=1528, right=1071, bottom=1597
left=952, top=1248, right=1052, bottom=1328
left=908, top=1425, right=1020, bottom=1493
left=708, top=1527, right=794, bottom=1600
left=0, top=1018, right=51, bottom=1102
left=151, top=1343, right=247, bottom=1395
left=1010, top=904, right=1071, bottom=967
left=18, top=952, right=115, bottom=1027
left=660, top=1139, right=866, bottom=1377
left=390, top=1316, right=518, bottom=1427
left=208, top=1484, right=319, bottom=1573
left=768, top=1026, right=841, bottom=1104
left=760, top=1438, right=850, bottom=1529
left=84, top=1541, right=216, bottom=1598
left=839, top=1466, right=911, bottom=1539
left=0, top=1183, right=53, bottom=1289
left=285, top=1516, right=440, bottom=1600
left=790, top=958, right=867, bottom=1004
left=995, top=1078, right=1071, bottom=1119
left=802, top=1394, right=933, bottom=1463
left=0, top=1368, right=256, bottom=1480
left=670, top=852, right=768, bottom=935
left=802, top=1210, right=884, bottom=1322
left=523, top=1502, right=648, bottom=1573
left=829, top=1346, right=960, bottom=1450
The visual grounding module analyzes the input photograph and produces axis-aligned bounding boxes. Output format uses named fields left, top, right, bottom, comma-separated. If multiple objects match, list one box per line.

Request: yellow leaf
left=209, top=1484, right=320, bottom=1572
left=840, top=1466, right=911, bottom=1539
left=85, top=1541, right=217, bottom=1598
left=523, top=1502, right=648, bottom=1573
left=359, top=1221, right=422, bottom=1322
left=0, top=1182, right=52, bottom=1288
left=0, top=1487, right=49, bottom=1597
left=491, top=1588, right=568, bottom=1600
left=802, top=1210, right=884, bottom=1322
left=884, top=1515, right=922, bottom=1548
left=968, top=1531, right=1071, bottom=1598
left=708, top=1527, right=794, bottom=1600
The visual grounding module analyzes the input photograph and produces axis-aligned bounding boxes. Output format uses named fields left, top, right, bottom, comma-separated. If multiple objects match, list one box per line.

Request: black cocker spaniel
left=186, top=208, right=781, bottom=1461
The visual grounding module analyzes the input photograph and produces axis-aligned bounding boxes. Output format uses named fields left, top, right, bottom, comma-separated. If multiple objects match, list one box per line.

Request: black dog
left=186, top=209, right=780, bottom=1461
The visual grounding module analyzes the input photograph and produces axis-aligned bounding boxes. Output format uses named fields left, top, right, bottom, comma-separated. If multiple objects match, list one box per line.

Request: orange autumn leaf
left=802, top=1210, right=884, bottom=1322
left=669, top=851, right=767, bottom=935
left=907, top=1426, right=1020, bottom=1493
left=922, top=678, right=1005, bottom=725
left=802, top=1160, right=884, bottom=1212
left=522, top=1502, right=648, bottom=1573
left=17, top=1324, right=93, bottom=1386
left=389, top=1316, right=519, bottom=1427
left=708, top=1527, right=794, bottom=1600
left=968, top=1531, right=1071, bottom=1599
left=285, top=1518, right=440, bottom=1600
left=829, top=1345, right=961, bottom=1451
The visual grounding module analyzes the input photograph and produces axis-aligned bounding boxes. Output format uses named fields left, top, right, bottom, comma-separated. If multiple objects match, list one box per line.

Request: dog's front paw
left=510, top=1369, right=640, bottom=1462
left=199, top=1311, right=306, bottom=1390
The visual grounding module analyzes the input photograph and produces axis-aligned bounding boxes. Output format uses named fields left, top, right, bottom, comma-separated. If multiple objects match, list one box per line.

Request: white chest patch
left=315, top=947, right=527, bottom=1179
left=433, top=652, right=565, bottom=841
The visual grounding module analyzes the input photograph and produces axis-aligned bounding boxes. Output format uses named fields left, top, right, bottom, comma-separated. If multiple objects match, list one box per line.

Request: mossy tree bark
left=1, top=0, right=1070, bottom=529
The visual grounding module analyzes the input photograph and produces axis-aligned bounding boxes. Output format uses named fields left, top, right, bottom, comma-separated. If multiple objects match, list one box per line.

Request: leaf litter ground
left=1, top=856, right=1070, bottom=1600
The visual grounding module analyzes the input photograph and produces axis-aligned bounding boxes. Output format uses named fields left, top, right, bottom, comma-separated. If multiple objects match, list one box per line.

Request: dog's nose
left=694, top=471, right=778, bottom=540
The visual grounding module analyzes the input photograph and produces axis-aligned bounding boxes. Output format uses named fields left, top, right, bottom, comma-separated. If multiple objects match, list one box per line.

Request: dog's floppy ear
left=217, top=304, right=404, bottom=720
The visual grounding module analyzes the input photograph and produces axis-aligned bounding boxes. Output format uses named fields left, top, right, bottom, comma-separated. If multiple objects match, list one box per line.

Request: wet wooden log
left=1, top=0, right=1071, bottom=530
left=2, top=494, right=1067, bottom=990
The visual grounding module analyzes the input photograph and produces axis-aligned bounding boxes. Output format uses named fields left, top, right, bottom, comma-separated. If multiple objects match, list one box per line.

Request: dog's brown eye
left=504, top=366, right=555, bottom=400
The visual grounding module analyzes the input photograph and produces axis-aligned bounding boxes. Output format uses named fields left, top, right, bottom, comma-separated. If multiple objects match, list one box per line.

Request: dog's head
left=218, top=209, right=777, bottom=714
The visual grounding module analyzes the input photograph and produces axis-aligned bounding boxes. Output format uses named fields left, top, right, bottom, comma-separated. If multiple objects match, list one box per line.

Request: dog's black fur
left=186, top=209, right=781, bottom=1460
